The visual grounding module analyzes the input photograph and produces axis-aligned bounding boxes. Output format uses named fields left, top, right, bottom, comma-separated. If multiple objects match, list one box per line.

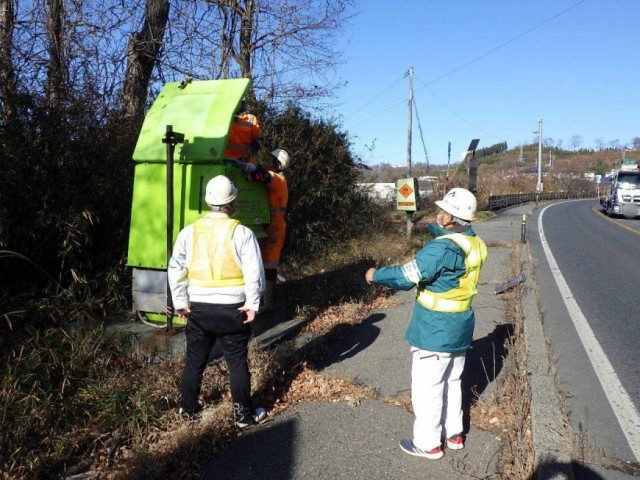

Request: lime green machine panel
left=133, top=78, right=250, bottom=163
left=127, top=79, right=269, bottom=269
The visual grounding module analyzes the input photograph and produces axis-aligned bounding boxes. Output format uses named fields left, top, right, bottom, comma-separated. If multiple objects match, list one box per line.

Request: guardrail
left=488, top=191, right=598, bottom=211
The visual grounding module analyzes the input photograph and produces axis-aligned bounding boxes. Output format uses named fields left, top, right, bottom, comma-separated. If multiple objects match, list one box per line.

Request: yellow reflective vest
left=188, top=217, right=245, bottom=288
left=416, top=233, right=487, bottom=313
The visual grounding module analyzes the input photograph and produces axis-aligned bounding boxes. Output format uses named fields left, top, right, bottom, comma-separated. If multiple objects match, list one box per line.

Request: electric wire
left=412, top=96, right=430, bottom=170
left=415, top=75, right=500, bottom=141
left=344, top=73, right=406, bottom=119
left=137, top=311, right=169, bottom=329
left=417, top=0, right=588, bottom=90
left=348, top=0, right=588, bottom=129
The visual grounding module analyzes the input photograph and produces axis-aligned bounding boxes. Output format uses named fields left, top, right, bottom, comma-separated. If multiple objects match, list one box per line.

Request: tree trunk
left=208, top=0, right=255, bottom=102
left=237, top=0, right=252, bottom=78
left=236, top=0, right=254, bottom=102
left=121, top=0, right=170, bottom=122
left=0, top=0, right=16, bottom=121
left=45, top=0, right=66, bottom=109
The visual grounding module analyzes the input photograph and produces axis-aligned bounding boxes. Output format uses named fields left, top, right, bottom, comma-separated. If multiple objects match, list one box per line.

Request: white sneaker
left=399, top=439, right=444, bottom=459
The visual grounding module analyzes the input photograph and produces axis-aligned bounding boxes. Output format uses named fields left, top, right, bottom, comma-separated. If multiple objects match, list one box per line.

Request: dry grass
left=1, top=224, right=540, bottom=479
left=0, top=227, right=424, bottom=479
left=471, top=244, right=534, bottom=479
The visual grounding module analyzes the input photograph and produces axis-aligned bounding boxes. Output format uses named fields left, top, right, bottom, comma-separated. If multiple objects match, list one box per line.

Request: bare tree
left=0, top=0, right=16, bottom=120
left=45, top=0, right=66, bottom=108
left=4, top=0, right=351, bottom=122
left=202, top=0, right=353, bottom=107
left=121, top=0, right=170, bottom=121
left=632, top=137, right=640, bottom=150
left=569, top=134, right=583, bottom=151
left=608, top=138, right=620, bottom=150
left=594, top=137, right=605, bottom=151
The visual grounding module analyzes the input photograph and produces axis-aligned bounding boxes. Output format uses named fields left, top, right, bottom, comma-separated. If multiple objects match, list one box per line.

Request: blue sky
left=331, top=0, right=639, bottom=167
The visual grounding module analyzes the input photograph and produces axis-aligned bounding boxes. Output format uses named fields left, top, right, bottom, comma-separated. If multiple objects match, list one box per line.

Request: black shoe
left=179, top=403, right=203, bottom=419
left=234, top=403, right=267, bottom=428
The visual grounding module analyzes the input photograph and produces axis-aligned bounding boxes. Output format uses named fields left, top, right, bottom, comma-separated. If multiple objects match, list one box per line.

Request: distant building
left=357, top=183, right=396, bottom=202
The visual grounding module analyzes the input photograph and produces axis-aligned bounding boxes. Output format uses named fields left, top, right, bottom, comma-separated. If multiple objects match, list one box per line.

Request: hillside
left=359, top=145, right=635, bottom=196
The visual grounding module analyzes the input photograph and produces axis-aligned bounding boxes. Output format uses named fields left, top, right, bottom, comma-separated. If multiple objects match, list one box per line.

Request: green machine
left=127, top=79, right=269, bottom=326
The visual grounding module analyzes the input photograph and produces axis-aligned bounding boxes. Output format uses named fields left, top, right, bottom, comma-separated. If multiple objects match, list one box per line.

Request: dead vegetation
left=470, top=244, right=534, bottom=479
left=0, top=227, right=538, bottom=479
left=0, top=228, right=424, bottom=479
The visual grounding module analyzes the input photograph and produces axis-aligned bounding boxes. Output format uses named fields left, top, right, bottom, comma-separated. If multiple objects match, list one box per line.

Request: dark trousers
left=181, top=301, right=252, bottom=414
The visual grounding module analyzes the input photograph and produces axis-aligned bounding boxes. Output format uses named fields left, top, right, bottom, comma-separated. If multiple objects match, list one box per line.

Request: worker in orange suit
left=231, top=149, right=289, bottom=310
left=224, top=100, right=263, bottom=163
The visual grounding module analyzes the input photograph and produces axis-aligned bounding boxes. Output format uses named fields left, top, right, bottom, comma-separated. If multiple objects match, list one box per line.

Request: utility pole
left=406, top=66, right=413, bottom=177
left=534, top=118, right=543, bottom=192
left=447, top=141, right=451, bottom=176
left=518, top=145, right=524, bottom=163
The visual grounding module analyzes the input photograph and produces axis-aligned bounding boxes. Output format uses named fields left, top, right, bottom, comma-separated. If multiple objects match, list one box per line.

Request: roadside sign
left=396, top=177, right=420, bottom=211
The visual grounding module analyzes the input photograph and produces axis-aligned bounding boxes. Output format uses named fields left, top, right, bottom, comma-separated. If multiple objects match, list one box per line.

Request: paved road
left=529, top=199, right=640, bottom=464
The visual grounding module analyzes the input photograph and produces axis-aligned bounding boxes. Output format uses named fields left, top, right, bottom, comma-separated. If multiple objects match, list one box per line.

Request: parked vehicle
left=600, top=157, right=640, bottom=219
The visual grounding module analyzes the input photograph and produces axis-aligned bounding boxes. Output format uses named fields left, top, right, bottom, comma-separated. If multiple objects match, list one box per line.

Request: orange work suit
left=259, top=171, right=288, bottom=271
left=224, top=113, right=262, bottom=163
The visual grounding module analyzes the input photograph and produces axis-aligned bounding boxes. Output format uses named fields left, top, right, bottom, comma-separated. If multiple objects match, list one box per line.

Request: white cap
left=271, top=149, right=290, bottom=169
left=205, top=175, right=238, bottom=206
left=435, top=188, right=477, bottom=221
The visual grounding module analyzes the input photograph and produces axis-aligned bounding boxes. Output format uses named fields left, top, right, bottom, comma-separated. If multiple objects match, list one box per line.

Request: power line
left=349, top=0, right=588, bottom=129
left=412, top=95, right=430, bottom=170
left=344, top=73, right=406, bottom=118
left=417, top=0, right=588, bottom=90
left=415, top=76, right=500, bottom=140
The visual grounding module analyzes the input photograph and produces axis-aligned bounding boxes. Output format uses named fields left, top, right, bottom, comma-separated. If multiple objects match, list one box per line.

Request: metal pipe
left=165, top=125, right=175, bottom=332
left=521, top=214, right=527, bottom=244
left=161, top=125, right=185, bottom=332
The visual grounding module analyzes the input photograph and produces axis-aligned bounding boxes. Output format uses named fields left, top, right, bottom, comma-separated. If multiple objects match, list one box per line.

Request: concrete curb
left=254, top=317, right=307, bottom=349
left=522, top=241, right=575, bottom=479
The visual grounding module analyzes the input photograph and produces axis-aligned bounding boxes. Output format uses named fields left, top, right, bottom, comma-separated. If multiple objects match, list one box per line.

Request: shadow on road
left=201, top=418, right=297, bottom=480
left=462, top=322, right=514, bottom=430
left=306, top=313, right=385, bottom=371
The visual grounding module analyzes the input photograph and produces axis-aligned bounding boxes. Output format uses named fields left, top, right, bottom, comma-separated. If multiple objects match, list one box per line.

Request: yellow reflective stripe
left=263, top=261, right=279, bottom=269
left=416, top=233, right=487, bottom=313
left=226, top=144, right=251, bottom=151
left=416, top=291, right=471, bottom=312
left=189, top=277, right=245, bottom=287
left=270, top=206, right=286, bottom=214
left=233, top=120, right=256, bottom=128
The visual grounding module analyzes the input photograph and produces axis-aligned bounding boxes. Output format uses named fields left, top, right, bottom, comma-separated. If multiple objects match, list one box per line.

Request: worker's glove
left=232, top=160, right=267, bottom=178
left=232, top=160, right=258, bottom=174
left=250, top=139, right=262, bottom=155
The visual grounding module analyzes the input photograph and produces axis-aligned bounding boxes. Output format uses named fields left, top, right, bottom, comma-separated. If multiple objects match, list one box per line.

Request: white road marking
left=538, top=204, right=640, bottom=461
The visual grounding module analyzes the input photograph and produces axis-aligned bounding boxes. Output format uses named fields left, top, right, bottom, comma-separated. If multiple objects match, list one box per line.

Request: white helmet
left=205, top=175, right=238, bottom=206
left=435, top=188, right=477, bottom=221
left=271, top=149, right=290, bottom=170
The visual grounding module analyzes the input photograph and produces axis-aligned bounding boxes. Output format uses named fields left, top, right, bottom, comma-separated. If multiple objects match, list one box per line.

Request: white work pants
left=411, top=347, right=466, bottom=451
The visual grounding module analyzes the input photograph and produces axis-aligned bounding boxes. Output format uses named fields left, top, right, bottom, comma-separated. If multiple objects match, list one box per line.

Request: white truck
left=600, top=157, right=640, bottom=219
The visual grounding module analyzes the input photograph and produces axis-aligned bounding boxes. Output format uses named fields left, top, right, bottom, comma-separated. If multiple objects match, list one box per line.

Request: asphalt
left=199, top=204, right=580, bottom=480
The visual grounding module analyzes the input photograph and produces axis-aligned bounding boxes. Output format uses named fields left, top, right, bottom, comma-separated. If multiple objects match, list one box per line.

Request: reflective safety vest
left=188, top=217, right=245, bottom=287
left=416, top=233, right=487, bottom=313
left=261, top=172, right=288, bottom=269
left=224, top=113, right=262, bottom=161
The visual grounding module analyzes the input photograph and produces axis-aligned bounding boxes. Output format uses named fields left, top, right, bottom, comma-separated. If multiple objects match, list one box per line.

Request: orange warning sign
left=396, top=178, right=419, bottom=212
left=399, top=184, right=414, bottom=198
